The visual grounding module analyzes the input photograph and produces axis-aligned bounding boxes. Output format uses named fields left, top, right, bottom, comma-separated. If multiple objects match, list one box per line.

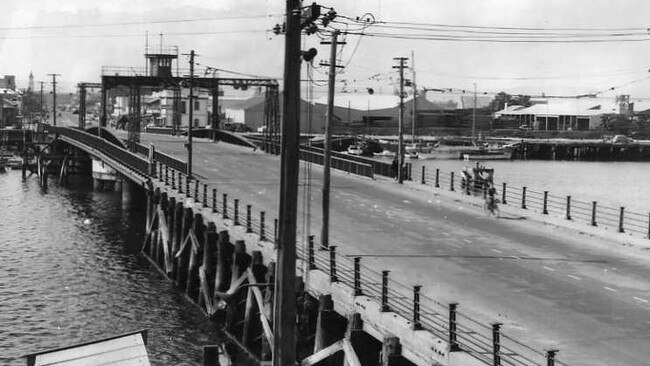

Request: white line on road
left=633, top=296, right=649, bottom=303
left=491, top=249, right=502, bottom=254
left=543, top=266, right=556, bottom=272
left=604, top=287, right=618, bottom=293
left=567, top=274, right=582, bottom=281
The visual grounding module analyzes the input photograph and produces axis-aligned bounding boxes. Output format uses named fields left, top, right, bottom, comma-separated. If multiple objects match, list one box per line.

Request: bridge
left=29, top=124, right=650, bottom=366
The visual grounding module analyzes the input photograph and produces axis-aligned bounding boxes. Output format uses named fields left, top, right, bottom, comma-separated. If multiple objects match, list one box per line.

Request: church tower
left=28, top=71, right=34, bottom=92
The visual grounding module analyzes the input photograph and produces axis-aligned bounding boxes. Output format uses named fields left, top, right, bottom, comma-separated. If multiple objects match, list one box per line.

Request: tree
left=489, top=92, right=532, bottom=112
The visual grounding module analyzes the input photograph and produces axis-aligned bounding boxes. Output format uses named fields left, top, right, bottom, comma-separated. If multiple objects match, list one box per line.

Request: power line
left=0, top=14, right=279, bottom=32
left=336, top=15, right=647, bottom=32
left=344, top=31, right=650, bottom=43
left=0, top=29, right=267, bottom=40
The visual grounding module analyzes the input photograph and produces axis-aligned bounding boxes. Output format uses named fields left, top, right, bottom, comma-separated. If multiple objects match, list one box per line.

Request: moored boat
left=346, top=144, right=364, bottom=156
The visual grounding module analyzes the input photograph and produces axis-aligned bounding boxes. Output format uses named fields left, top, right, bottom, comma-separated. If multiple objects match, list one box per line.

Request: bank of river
left=0, top=171, right=225, bottom=365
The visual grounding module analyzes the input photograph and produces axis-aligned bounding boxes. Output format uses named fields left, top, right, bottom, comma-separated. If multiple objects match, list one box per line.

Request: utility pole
left=393, top=57, right=407, bottom=184
left=39, top=81, right=44, bottom=120
left=47, top=74, right=60, bottom=126
left=320, top=29, right=344, bottom=249
left=184, top=50, right=196, bottom=178
left=472, top=82, right=476, bottom=142
left=411, top=50, right=417, bottom=144
left=274, top=0, right=301, bottom=365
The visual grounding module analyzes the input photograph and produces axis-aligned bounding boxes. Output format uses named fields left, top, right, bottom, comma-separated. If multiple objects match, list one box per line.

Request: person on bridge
left=391, top=156, right=398, bottom=181
left=486, top=183, right=498, bottom=214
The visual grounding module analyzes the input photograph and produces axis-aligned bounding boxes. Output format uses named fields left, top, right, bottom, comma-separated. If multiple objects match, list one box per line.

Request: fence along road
left=68, top=129, right=650, bottom=365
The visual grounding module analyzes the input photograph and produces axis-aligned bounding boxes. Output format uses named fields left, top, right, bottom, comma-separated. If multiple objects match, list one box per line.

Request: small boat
left=405, top=151, right=419, bottom=159
left=346, top=144, right=364, bottom=156
left=459, top=146, right=513, bottom=161
left=374, top=150, right=395, bottom=158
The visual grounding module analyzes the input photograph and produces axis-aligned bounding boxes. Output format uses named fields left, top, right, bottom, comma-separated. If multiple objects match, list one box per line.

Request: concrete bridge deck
left=111, top=130, right=650, bottom=366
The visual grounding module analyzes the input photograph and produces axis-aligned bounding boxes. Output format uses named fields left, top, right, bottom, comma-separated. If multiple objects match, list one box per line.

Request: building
left=0, top=75, right=20, bottom=128
left=493, top=97, right=630, bottom=131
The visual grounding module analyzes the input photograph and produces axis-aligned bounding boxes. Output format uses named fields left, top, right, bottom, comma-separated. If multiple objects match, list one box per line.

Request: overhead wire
left=0, top=14, right=280, bottom=31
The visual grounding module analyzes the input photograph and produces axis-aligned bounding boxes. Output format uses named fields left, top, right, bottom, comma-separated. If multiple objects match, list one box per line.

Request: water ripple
left=0, top=172, right=225, bottom=365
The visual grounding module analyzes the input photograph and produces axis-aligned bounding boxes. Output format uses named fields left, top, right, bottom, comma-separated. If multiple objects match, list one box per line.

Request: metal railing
left=151, top=160, right=567, bottom=366
left=43, top=125, right=149, bottom=175
left=421, top=165, right=650, bottom=239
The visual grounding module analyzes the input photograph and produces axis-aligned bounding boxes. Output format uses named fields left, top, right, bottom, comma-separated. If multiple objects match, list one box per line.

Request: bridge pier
left=91, top=157, right=120, bottom=191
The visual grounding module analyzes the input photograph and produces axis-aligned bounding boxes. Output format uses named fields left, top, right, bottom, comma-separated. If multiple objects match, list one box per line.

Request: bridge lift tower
left=77, top=82, right=102, bottom=130
left=100, top=44, right=280, bottom=153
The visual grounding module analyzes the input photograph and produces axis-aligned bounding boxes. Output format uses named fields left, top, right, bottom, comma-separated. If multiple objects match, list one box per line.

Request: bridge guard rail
left=42, top=125, right=149, bottom=175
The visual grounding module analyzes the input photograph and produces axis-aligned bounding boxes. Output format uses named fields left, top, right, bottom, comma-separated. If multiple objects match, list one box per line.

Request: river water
left=0, top=171, right=224, bottom=365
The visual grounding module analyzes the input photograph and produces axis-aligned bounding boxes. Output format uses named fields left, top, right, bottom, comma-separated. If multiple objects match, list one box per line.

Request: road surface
left=120, top=131, right=650, bottom=365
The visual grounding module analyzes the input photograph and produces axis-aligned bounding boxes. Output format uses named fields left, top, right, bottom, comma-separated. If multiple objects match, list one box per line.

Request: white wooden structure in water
left=25, top=330, right=150, bottom=366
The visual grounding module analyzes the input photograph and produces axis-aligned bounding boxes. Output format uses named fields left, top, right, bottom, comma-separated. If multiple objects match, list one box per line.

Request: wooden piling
left=381, top=336, right=402, bottom=366
left=313, top=294, right=335, bottom=353
left=176, top=207, right=194, bottom=290
left=155, top=192, right=168, bottom=267
left=261, top=261, right=275, bottom=360
left=226, top=240, right=252, bottom=335
left=186, top=213, right=206, bottom=302
left=215, top=231, right=234, bottom=293
left=199, top=222, right=218, bottom=313
left=346, top=313, right=378, bottom=366
left=171, top=202, right=184, bottom=279
left=242, top=251, right=266, bottom=351
left=148, top=188, right=161, bottom=260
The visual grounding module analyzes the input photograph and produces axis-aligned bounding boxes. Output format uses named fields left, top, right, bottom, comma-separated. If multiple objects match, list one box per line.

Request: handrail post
left=546, top=350, right=558, bottom=366
left=449, top=303, right=460, bottom=351
left=178, top=173, right=183, bottom=194
left=203, top=184, right=207, bottom=207
left=412, top=285, right=422, bottom=330
left=222, top=193, right=228, bottom=219
left=521, top=186, right=527, bottom=209
left=212, top=189, right=217, bottom=213
left=165, top=166, right=169, bottom=185
left=329, top=246, right=338, bottom=282
left=543, top=191, right=549, bottom=214
left=234, top=199, right=240, bottom=225
left=186, top=176, right=190, bottom=197
left=381, top=270, right=390, bottom=312
left=353, top=257, right=362, bottom=296
left=260, top=211, right=266, bottom=241
left=591, top=201, right=597, bottom=226
left=171, top=170, right=175, bottom=189
left=492, top=323, right=502, bottom=366
left=246, top=204, right=252, bottom=233
left=421, top=166, right=426, bottom=184
left=435, top=168, right=440, bottom=188
left=450, top=171, right=455, bottom=192
left=566, top=196, right=572, bottom=220
left=502, top=182, right=507, bottom=204
left=194, top=180, right=199, bottom=202
left=308, top=235, right=316, bottom=269
left=619, top=207, right=625, bottom=233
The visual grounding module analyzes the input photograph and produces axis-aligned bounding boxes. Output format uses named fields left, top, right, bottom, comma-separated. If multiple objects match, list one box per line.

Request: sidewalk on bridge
left=374, top=171, right=650, bottom=260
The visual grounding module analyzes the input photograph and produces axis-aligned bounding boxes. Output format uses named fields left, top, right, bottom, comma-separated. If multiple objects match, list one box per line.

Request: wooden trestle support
left=140, top=182, right=402, bottom=366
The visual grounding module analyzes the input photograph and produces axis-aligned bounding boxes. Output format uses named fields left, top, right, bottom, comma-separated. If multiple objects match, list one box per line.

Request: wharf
left=511, top=138, right=650, bottom=161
